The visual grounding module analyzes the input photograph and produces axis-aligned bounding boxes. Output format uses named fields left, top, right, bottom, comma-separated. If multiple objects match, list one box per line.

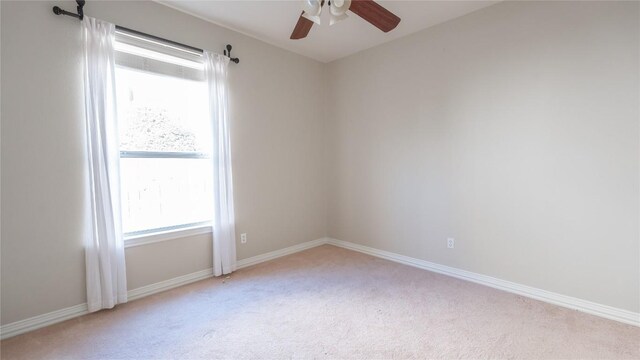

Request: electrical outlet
left=447, top=238, right=455, bottom=249
left=240, top=233, right=247, bottom=244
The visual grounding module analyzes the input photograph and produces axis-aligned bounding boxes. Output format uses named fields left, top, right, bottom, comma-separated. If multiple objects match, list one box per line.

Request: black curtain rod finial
left=52, top=0, right=84, bottom=20
left=52, top=5, right=80, bottom=19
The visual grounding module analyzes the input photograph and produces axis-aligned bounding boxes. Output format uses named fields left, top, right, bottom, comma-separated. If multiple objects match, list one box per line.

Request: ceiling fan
left=290, top=0, right=401, bottom=40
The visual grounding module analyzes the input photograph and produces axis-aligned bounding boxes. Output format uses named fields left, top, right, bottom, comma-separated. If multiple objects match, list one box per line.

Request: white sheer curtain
left=82, top=16, right=127, bottom=312
left=203, top=51, right=237, bottom=276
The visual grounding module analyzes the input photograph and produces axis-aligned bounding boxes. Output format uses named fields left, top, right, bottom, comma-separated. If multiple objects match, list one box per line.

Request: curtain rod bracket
left=224, top=44, right=240, bottom=64
left=77, top=0, right=85, bottom=20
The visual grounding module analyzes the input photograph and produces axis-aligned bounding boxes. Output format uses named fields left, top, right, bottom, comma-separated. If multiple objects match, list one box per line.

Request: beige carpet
left=1, top=245, right=638, bottom=359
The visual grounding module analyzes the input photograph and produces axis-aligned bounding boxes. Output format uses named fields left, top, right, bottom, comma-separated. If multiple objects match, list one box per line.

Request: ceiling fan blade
left=290, top=11, right=314, bottom=39
left=349, top=0, right=401, bottom=33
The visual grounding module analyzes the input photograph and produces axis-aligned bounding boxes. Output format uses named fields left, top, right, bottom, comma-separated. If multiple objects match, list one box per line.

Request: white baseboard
left=131, top=237, right=330, bottom=300
left=326, top=238, right=639, bottom=327
left=0, top=303, right=90, bottom=340
left=236, top=237, right=328, bottom=269
left=3, top=237, right=636, bottom=340
left=0, top=237, right=327, bottom=340
left=1, top=269, right=216, bottom=340
left=127, top=268, right=214, bottom=301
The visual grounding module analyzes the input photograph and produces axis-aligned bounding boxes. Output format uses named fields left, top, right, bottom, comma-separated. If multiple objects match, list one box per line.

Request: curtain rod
left=52, top=1, right=240, bottom=64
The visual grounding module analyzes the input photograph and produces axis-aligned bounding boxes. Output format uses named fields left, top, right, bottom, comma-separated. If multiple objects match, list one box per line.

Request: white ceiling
left=159, top=1, right=500, bottom=63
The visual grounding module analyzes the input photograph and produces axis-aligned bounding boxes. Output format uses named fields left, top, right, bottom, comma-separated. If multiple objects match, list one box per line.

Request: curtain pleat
left=82, top=16, right=127, bottom=312
left=203, top=51, right=237, bottom=276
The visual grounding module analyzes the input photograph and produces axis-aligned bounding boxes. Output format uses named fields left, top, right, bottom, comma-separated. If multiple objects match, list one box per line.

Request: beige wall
left=1, top=1, right=328, bottom=325
left=326, top=1, right=639, bottom=312
left=2, top=0, right=638, bottom=328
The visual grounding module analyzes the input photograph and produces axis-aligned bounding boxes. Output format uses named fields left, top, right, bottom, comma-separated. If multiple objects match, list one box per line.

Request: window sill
left=124, top=225, right=212, bottom=248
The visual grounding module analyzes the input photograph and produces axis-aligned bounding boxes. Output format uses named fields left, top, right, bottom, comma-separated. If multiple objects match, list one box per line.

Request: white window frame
left=115, top=31, right=212, bottom=246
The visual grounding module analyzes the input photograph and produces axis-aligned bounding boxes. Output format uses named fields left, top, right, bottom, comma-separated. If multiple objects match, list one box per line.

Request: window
left=114, top=31, right=213, bottom=238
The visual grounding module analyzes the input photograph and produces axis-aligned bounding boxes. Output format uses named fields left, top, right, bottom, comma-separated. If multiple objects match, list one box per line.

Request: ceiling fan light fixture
left=329, top=0, right=351, bottom=16
left=302, top=0, right=322, bottom=16
left=329, top=12, right=348, bottom=26
left=301, top=0, right=322, bottom=25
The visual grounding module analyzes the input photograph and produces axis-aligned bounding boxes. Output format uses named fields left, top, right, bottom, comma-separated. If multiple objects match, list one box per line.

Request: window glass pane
left=119, top=157, right=213, bottom=234
left=115, top=66, right=210, bottom=153
left=115, top=39, right=213, bottom=236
